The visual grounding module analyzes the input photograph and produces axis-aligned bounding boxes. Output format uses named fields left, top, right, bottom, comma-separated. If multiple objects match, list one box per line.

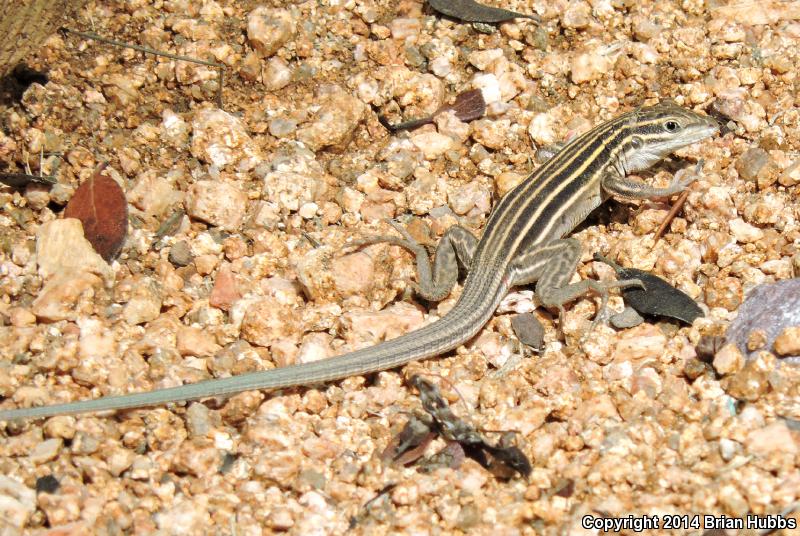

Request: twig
left=61, top=27, right=225, bottom=109
left=651, top=189, right=689, bottom=247
left=652, top=159, right=704, bottom=248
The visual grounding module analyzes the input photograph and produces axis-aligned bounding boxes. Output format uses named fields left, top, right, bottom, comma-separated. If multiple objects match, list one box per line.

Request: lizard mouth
left=688, top=116, right=721, bottom=142
left=673, top=120, right=720, bottom=149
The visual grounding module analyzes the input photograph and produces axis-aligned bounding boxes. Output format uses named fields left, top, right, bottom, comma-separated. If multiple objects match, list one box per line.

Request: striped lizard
left=0, top=100, right=718, bottom=422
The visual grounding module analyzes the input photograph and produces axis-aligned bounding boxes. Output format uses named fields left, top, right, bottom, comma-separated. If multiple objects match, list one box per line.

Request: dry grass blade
left=62, top=28, right=226, bottom=109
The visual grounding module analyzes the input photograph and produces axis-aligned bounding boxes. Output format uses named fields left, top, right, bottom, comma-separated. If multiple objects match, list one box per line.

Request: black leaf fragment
left=0, top=172, right=57, bottom=188
left=594, top=253, right=704, bottom=325
left=428, top=0, right=540, bottom=23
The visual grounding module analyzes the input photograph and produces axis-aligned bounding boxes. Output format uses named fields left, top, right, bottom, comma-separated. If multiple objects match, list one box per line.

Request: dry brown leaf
left=64, top=163, right=128, bottom=262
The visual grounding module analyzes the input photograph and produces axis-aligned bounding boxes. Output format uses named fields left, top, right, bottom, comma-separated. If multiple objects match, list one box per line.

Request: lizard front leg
left=507, top=238, right=643, bottom=329
left=601, top=163, right=698, bottom=199
left=347, top=221, right=478, bottom=302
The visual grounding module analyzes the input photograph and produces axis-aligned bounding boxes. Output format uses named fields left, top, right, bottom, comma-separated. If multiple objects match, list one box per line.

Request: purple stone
left=726, top=279, right=800, bottom=364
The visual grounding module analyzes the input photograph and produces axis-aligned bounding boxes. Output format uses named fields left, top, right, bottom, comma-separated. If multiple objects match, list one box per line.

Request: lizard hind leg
left=508, top=238, right=643, bottom=330
left=345, top=220, right=478, bottom=302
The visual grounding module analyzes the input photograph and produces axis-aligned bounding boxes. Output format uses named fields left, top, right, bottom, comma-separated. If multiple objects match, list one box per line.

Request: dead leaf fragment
left=447, top=88, right=486, bottom=122
left=0, top=171, right=57, bottom=188
left=379, top=89, right=486, bottom=132
left=64, top=163, right=128, bottom=261
left=594, top=254, right=704, bottom=325
left=428, top=0, right=539, bottom=23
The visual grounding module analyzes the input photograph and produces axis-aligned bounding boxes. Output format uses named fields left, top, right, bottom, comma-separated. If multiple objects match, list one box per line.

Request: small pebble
left=191, top=109, right=261, bottom=170
left=561, top=2, right=592, bottom=29
left=263, top=57, right=293, bottom=91
left=610, top=306, right=644, bottom=329
left=746, top=328, right=768, bottom=351
left=28, top=438, right=62, bottom=464
left=713, top=343, right=745, bottom=375
left=36, top=219, right=113, bottom=284
left=169, top=240, right=193, bottom=267
left=194, top=254, right=219, bottom=275
left=31, top=271, right=103, bottom=322
left=247, top=7, right=296, bottom=57
left=0, top=476, right=36, bottom=528
left=472, top=119, right=510, bottom=150
left=773, top=326, right=800, bottom=357
left=735, top=147, right=769, bottom=181
left=241, top=296, right=302, bottom=347
left=411, top=131, right=454, bottom=160
left=186, top=180, right=249, bottom=231
left=295, top=85, right=367, bottom=151
left=571, top=43, right=617, bottom=84
left=209, top=263, right=240, bottom=311
left=122, top=276, right=163, bottom=325
left=269, top=117, right=298, bottom=137
left=390, top=18, right=420, bottom=40
left=8, top=307, right=36, bottom=327
left=728, top=218, right=764, bottom=243
left=161, top=109, right=189, bottom=147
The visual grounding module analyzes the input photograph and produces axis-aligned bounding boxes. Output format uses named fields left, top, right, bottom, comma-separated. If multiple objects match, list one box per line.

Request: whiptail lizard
left=0, top=100, right=718, bottom=422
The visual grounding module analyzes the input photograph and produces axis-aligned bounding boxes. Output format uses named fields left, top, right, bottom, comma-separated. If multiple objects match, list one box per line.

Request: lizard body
left=0, top=101, right=717, bottom=422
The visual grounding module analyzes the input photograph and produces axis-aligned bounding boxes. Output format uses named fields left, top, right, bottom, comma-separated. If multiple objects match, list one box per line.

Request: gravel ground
left=1, top=0, right=799, bottom=534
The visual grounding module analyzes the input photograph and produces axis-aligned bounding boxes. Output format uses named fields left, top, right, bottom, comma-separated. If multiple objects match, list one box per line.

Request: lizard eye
left=664, top=120, right=680, bottom=132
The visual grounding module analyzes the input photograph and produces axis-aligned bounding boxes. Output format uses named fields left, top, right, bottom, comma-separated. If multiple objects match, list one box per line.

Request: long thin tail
left=0, top=291, right=500, bottom=421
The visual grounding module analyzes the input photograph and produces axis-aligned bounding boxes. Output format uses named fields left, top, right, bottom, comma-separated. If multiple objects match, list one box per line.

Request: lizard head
left=621, top=100, right=719, bottom=173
